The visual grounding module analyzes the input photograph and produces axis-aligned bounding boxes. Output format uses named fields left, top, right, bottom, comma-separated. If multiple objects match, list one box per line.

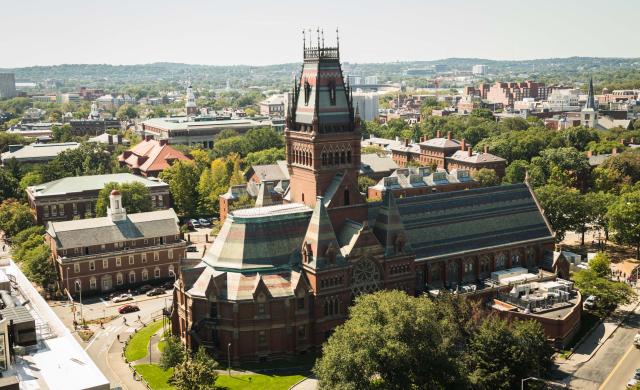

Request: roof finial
left=316, top=27, right=320, bottom=49
left=336, top=27, right=340, bottom=57
left=302, top=29, right=306, bottom=52
left=321, top=29, right=325, bottom=48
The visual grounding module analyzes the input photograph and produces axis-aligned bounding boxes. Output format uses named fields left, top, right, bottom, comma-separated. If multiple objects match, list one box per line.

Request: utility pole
left=227, top=342, right=231, bottom=376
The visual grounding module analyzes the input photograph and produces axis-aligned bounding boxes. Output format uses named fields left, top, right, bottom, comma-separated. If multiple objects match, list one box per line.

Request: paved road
left=599, top=342, right=640, bottom=390
left=51, top=291, right=172, bottom=389
left=554, top=300, right=640, bottom=389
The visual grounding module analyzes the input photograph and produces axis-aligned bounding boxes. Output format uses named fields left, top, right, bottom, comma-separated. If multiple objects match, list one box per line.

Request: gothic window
left=496, top=253, right=507, bottom=270
left=328, top=80, right=337, bottom=105
left=334, top=152, right=339, bottom=165
left=322, top=152, right=327, bottom=166
left=511, top=252, right=521, bottom=266
left=430, top=262, right=442, bottom=282
left=447, top=261, right=459, bottom=283
left=480, top=256, right=491, bottom=273
left=463, top=258, right=474, bottom=274
left=304, top=80, right=311, bottom=105
left=340, top=152, right=346, bottom=164
left=343, top=189, right=350, bottom=206
left=347, top=151, right=352, bottom=163
left=351, top=258, right=381, bottom=296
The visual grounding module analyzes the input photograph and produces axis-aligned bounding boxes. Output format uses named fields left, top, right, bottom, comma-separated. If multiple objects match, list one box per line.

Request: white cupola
left=107, top=189, right=127, bottom=222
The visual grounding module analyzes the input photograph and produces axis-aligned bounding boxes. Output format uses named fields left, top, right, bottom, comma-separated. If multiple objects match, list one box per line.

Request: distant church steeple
left=580, top=77, right=597, bottom=128
left=185, top=81, right=198, bottom=116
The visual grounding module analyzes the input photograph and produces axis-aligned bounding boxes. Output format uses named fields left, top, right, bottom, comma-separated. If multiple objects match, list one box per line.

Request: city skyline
left=1, top=0, right=639, bottom=68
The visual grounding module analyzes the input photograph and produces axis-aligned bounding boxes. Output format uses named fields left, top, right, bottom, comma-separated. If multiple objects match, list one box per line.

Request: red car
left=118, top=304, right=140, bottom=314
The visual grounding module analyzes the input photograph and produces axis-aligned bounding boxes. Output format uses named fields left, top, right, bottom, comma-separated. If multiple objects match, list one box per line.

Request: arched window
left=129, top=271, right=136, bottom=284
left=340, top=152, right=346, bottom=164
left=347, top=151, right=352, bottom=163
left=334, top=153, right=339, bottom=165
left=322, top=153, right=327, bottom=166
left=89, top=277, right=97, bottom=290
left=301, top=193, right=305, bottom=203
left=343, top=189, right=350, bottom=206
left=142, top=269, right=149, bottom=281
left=168, top=265, right=175, bottom=278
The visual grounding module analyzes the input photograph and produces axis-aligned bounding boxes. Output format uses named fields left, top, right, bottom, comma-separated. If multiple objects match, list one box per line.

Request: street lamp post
left=227, top=342, right=231, bottom=376
left=76, top=280, right=83, bottom=325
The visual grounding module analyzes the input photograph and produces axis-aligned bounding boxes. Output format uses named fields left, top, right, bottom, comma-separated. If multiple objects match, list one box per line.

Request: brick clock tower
left=285, top=31, right=367, bottom=229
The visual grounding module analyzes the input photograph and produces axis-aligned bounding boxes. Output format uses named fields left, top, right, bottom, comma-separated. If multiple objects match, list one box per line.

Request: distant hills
left=2, top=57, right=639, bottom=90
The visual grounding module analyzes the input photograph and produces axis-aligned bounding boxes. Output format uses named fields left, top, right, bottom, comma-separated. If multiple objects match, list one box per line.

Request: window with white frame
left=129, top=256, right=134, bottom=265
left=116, top=257, right=121, bottom=267
left=89, top=261, right=95, bottom=271
left=168, top=250, right=173, bottom=260
left=154, top=252, right=159, bottom=262
left=154, top=268, right=161, bottom=278
left=103, top=259, right=108, bottom=269
left=168, top=265, right=175, bottom=278
left=129, top=272, right=135, bottom=284
left=89, top=277, right=96, bottom=290
left=142, top=269, right=148, bottom=281
left=74, top=263, right=80, bottom=273
left=142, top=253, right=147, bottom=263
left=116, top=273, right=123, bottom=285
left=74, top=279, right=81, bottom=292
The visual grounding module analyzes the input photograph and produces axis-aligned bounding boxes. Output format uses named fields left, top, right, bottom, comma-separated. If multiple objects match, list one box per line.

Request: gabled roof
left=47, top=209, right=180, bottom=249
left=385, top=184, right=554, bottom=261
left=448, top=150, right=506, bottom=164
left=255, top=181, right=276, bottom=208
left=246, top=161, right=290, bottom=182
left=118, top=139, right=190, bottom=173
left=373, top=191, right=413, bottom=257
left=419, top=137, right=461, bottom=149
left=302, top=197, right=345, bottom=270
left=360, top=153, right=398, bottom=174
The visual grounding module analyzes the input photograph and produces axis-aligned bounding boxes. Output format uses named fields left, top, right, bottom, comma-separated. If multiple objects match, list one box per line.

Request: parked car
left=146, top=287, right=165, bottom=297
left=199, top=218, right=211, bottom=227
left=186, top=245, right=198, bottom=253
left=627, top=369, right=640, bottom=387
left=118, top=304, right=140, bottom=314
left=135, top=284, right=154, bottom=295
left=162, top=281, right=175, bottom=290
left=190, top=218, right=201, bottom=228
left=583, top=295, right=596, bottom=310
left=112, top=293, right=133, bottom=303
left=634, top=333, right=640, bottom=348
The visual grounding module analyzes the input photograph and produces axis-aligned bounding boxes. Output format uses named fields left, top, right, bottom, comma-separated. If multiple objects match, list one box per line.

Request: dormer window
left=304, top=80, right=311, bottom=105
left=328, top=80, right=336, bottom=105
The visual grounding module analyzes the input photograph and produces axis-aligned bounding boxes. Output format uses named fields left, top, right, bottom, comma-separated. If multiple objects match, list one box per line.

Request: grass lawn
left=157, top=339, right=166, bottom=352
left=217, top=374, right=305, bottom=390
left=125, top=320, right=164, bottom=362
left=135, top=364, right=174, bottom=390
left=134, top=363, right=305, bottom=390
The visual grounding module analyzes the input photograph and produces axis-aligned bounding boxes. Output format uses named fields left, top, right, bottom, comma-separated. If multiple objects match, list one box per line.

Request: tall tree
left=0, top=169, right=19, bottom=202
left=473, top=168, right=500, bottom=187
left=0, top=200, right=35, bottom=237
left=160, top=161, right=199, bottom=216
left=535, top=185, right=584, bottom=241
left=170, top=347, right=219, bottom=390
left=607, top=190, right=640, bottom=259
left=160, top=335, right=186, bottom=370
left=573, top=269, right=635, bottom=314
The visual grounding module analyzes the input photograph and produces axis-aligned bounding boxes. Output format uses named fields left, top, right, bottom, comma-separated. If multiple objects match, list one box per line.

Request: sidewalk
left=108, top=326, right=146, bottom=390
left=556, top=297, right=640, bottom=369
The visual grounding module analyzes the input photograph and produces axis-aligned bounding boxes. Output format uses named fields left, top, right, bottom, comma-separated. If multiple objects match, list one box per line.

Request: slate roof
left=47, top=209, right=180, bottom=249
left=370, top=184, right=554, bottom=261
left=370, top=167, right=475, bottom=191
left=448, top=150, right=506, bottom=164
left=247, top=161, right=290, bottom=182
left=118, top=139, right=190, bottom=173
left=360, top=153, right=398, bottom=174
left=302, top=197, right=345, bottom=270
left=588, top=153, right=611, bottom=167
left=28, top=173, right=167, bottom=198
left=202, top=203, right=312, bottom=271
left=419, top=137, right=461, bottom=149
left=1, top=142, right=79, bottom=163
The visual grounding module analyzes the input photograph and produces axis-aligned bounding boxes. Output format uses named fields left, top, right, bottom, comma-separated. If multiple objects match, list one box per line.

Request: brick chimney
left=436, top=130, right=441, bottom=138
left=107, top=134, right=113, bottom=145
left=447, top=131, right=452, bottom=140
left=586, top=150, right=593, bottom=158
left=483, top=145, right=489, bottom=154
left=160, top=139, right=169, bottom=146
left=467, top=146, right=473, bottom=157
left=145, top=135, right=153, bottom=142
left=460, top=138, right=466, bottom=151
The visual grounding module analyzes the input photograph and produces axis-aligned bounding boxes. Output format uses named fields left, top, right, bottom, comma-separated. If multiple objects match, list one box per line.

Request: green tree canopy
left=503, top=160, right=528, bottom=184
left=535, top=184, right=584, bottom=241
left=170, top=347, right=219, bottom=390
left=473, top=168, right=500, bottom=187
left=0, top=200, right=35, bottom=237
left=589, top=252, right=611, bottom=277
left=160, top=161, right=199, bottom=216
left=95, top=182, right=153, bottom=217
left=573, top=269, right=635, bottom=314
left=160, top=335, right=186, bottom=370
left=607, top=190, right=640, bottom=258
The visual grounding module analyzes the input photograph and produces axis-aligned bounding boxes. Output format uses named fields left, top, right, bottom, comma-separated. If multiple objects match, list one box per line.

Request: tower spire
left=336, top=27, right=340, bottom=57
left=585, top=76, right=595, bottom=110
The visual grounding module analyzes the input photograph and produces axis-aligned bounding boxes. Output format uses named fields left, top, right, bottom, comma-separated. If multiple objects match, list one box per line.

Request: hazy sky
left=2, top=0, right=639, bottom=68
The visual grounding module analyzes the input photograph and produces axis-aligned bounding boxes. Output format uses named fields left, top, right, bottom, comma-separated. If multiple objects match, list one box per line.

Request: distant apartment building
left=259, top=94, right=285, bottom=117
left=367, top=167, right=480, bottom=200
left=352, top=92, right=379, bottom=121
left=0, top=73, right=16, bottom=99
left=31, top=95, right=57, bottom=103
left=26, top=173, right=171, bottom=225
left=485, top=81, right=550, bottom=108
left=46, top=190, right=185, bottom=296
left=78, top=87, right=105, bottom=101
left=544, top=88, right=581, bottom=111
left=58, top=93, right=82, bottom=105
left=472, top=64, right=487, bottom=75
left=69, top=118, right=121, bottom=136
left=463, top=84, right=490, bottom=99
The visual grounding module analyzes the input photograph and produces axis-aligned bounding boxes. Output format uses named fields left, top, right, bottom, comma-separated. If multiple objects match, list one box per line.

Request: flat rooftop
left=0, top=260, right=110, bottom=390
left=28, top=172, right=167, bottom=198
